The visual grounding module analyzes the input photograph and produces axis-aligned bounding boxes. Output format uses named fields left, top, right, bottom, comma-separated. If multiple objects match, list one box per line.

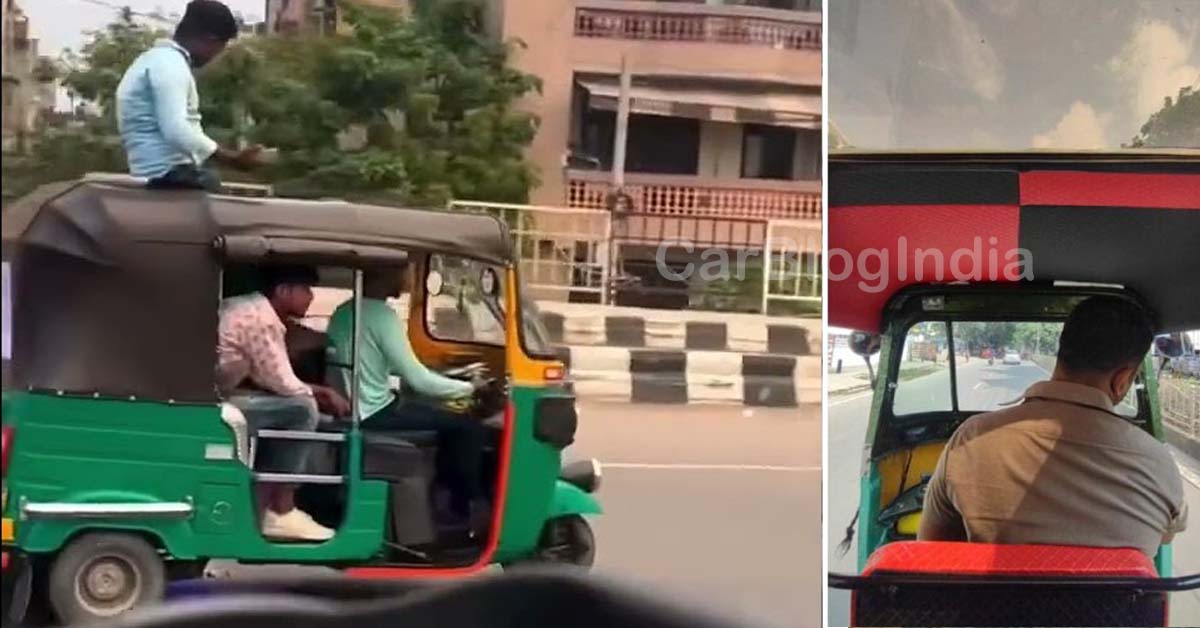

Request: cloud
left=917, top=0, right=1005, bottom=101
left=1109, top=20, right=1200, bottom=123
left=1031, top=102, right=1110, bottom=149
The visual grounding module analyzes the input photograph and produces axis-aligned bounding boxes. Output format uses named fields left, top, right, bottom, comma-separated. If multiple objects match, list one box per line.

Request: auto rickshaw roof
left=828, top=151, right=1200, bottom=333
left=1, top=177, right=513, bottom=266
left=1, top=178, right=512, bottom=402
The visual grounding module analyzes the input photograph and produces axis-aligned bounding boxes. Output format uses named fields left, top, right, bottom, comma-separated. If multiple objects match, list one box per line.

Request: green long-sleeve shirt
left=327, top=298, right=473, bottom=420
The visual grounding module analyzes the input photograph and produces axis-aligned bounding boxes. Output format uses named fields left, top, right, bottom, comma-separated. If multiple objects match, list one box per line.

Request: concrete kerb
left=306, top=291, right=819, bottom=407
left=560, top=345, right=820, bottom=407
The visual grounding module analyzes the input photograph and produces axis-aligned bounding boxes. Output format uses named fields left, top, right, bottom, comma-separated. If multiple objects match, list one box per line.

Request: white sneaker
left=262, top=508, right=335, bottom=542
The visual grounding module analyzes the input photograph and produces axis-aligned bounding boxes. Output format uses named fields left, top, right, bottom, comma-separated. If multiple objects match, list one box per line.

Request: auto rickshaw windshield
left=894, top=320, right=1141, bottom=420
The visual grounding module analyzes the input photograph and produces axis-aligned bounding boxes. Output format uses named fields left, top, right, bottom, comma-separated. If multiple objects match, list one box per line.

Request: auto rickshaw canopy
left=1, top=177, right=512, bottom=404
left=828, top=150, right=1200, bottom=334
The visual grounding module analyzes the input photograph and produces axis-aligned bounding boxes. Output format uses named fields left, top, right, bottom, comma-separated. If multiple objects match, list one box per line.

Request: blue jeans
left=146, top=163, right=222, bottom=192
left=228, top=394, right=320, bottom=474
left=365, top=397, right=487, bottom=512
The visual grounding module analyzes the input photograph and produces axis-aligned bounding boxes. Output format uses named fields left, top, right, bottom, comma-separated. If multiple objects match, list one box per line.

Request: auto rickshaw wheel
left=535, top=515, right=595, bottom=568
left=47, top=532, right=166, bottom=624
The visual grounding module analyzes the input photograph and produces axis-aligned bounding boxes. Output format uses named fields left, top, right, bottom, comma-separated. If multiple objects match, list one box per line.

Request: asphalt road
left=574, top=400, right=823, bottom=628
left=214, top=401, right=824, bottom=628
left=827, top=360, right=1200, bottom=626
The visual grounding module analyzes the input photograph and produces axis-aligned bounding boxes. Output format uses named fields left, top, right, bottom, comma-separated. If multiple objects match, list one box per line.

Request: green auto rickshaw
left=0, top=177, right=602, bottom=624
left=825, top=151, right=1200, bottom=626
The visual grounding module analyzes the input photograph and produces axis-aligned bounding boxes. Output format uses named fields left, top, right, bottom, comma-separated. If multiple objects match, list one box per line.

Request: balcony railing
left=566, top=170, right=821, bottom=221
left=574, top=6, right=821, bottom=51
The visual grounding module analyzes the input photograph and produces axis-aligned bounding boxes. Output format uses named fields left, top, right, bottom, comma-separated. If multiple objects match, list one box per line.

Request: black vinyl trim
left=829, top=169, right=1018, bottom=207
left=829, top=572, right=1200, bottom=592
left=1018, top=205, right=1200, bottom=332
left=534, top=396, right=578, bottom=449
left=831, top=152, right=1200, bottom=174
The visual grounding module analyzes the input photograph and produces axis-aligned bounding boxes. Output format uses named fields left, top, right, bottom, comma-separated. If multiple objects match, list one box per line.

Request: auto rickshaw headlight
left=560, top=458, right=602, bottom=493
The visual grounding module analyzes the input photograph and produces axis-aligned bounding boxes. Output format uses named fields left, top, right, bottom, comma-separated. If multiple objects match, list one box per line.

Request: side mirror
left=849, top=331, right=882, bottom=388
left=480, top=268, right=499, bottom=297
left=1154, top=334, right=1185, bottom=359
left=426, top=270, right=445, bottom=297
left=849, top=331, right=882, bottom=357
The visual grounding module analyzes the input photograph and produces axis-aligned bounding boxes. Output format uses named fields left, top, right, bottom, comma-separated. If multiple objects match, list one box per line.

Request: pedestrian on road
left=116, top=0, right=263, bottom=192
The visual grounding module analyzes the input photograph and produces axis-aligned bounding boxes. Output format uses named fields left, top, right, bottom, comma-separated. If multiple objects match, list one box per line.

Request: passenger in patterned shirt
left=218, top=265, right=349, bottom=541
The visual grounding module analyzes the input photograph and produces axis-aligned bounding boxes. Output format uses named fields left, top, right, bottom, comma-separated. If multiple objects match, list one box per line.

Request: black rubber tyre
left=535, top=515, right=595, bottom=568
left=47, top=532, right=166, bottom=625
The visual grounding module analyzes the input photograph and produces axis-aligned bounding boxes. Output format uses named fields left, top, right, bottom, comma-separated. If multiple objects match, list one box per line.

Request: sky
left=21, top=0, right=265, bottom=57
left=829, top=0, right=1200, bottom=150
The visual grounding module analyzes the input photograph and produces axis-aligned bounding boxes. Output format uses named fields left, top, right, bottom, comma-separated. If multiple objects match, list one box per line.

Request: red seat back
left=852, top=542, right=1165, bottom=627
left=863, top=540, right=1158, bottom=578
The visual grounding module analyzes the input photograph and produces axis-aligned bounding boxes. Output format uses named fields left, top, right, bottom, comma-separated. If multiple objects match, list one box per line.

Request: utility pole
left=606, top=54, right=633, bottom=305
left=613, top=54, right=632, bottom=190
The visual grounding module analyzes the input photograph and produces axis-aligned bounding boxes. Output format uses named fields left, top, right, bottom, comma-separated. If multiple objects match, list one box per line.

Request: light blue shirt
left=116, top=39, right=219, bottom=179
left=328, top=299, right=473, bottom=420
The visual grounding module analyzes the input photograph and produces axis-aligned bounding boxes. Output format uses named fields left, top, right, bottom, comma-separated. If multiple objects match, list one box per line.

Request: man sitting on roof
left=218, top=264, right=351, bottom=542
left=116, top=0, right=264, bottom=192
left=919, top=296, right=1187, bottom=557
left=326, top=267, right=490, bottom=531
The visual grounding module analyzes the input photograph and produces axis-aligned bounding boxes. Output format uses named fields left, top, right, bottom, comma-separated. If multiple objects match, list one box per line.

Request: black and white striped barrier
left=555, top=346, right=821, bottom=407
left=539, top=311, right=816, bottom=356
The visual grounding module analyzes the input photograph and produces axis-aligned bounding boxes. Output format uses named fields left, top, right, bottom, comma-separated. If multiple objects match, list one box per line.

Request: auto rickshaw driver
left=326, top=266, right=493, bottom=534
left=919, top=296, right=1188, bottom=557
left=217, top=264, right=352, bottom=542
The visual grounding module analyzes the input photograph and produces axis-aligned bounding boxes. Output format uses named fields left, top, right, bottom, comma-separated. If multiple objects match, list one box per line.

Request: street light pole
left=613, top=54, right=631, bottom=190
left=607, top=54, right=633, bottom=304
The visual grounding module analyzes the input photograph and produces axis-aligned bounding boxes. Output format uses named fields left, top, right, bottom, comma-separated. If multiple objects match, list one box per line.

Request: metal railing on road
left=1162, top=376, right=1200, bottom=438
left=447, top=200, right=821, bottom=314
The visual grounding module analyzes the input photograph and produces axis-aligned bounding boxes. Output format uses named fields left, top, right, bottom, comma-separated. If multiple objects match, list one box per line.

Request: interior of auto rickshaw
left=0, top=177, right=601, bottom=625
left=825, top=151, right=1200, bottom=627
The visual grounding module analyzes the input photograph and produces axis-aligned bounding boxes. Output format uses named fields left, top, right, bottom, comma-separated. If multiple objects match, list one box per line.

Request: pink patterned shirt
left=216, top=293, right=312, bottom=397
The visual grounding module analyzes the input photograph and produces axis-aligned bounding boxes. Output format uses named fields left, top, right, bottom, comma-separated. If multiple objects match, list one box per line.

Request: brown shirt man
left=919, top=380, right=1187, bottom=557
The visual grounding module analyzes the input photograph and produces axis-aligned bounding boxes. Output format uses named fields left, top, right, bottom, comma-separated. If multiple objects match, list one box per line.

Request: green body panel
left=3, top=393, right=388, bottom=562
left=857, top=331, right=894, bottom=571
left=3, top=384, right=585, bottom=567
left=548, top=480, right=603, bottom=518
left=492, top=384, right=567, bottom=563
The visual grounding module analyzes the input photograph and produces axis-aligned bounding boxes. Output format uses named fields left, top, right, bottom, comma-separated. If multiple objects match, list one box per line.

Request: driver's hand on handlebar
left=312, top=385, right=351, bottom=418
left=469, top=372, right=490, bottom=392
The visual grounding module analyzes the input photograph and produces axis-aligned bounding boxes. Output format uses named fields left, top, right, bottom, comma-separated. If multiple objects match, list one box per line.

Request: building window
left=741, top=124, right=796, bottom=180
left=793, top=127, right=821, bottom=181
left=581, top=110, right=701, bottom=176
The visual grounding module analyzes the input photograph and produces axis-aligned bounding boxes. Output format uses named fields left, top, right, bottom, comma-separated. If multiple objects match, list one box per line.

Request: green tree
left=1128, top=85, right=1200, bottom=149
left=198, top=0, right=541, bottom=205
left=60, top=8, right=163, bottom=121
left=5, top=0, right=541, bottom=208
left=954, top=322, right=1016, bottom=354
left=1, top=10, right=155, bottom=204
left=1013, top=322, right=1060, bottom=356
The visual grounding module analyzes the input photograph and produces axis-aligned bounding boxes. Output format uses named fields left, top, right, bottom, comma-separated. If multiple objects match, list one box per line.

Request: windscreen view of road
left=827, top=332, right=1200, bottom=627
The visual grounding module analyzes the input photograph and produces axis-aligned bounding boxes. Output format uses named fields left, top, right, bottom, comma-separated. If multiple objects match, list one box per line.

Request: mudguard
left=548, top=480, right=602, bottom=518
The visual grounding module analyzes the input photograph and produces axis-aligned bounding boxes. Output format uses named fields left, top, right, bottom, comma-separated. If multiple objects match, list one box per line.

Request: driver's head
left=363, top=265, right=407, bottom=300
left=174, top=0, right=239, bottom=68
left=1054, top=296, right=1154, bottom=403
left=260, top=264, right=318, bottom=320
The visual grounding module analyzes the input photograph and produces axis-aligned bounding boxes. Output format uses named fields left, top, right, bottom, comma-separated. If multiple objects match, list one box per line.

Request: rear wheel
left=47, top=532, right=165, bottom=625
left=534, top=515, right=595, bottom=568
